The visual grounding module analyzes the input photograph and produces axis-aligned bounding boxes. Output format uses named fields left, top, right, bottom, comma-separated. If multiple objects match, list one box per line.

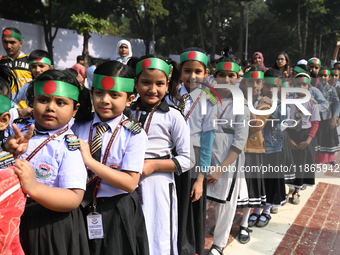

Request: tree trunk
left=302, top=4, right=309, bottom=56
left=211, top=0, right=216, bottom=61
left=144, top=39, right=150, bottom=55
left=83, top=32, right=91, bottom=69
left=238, top=2, right=245, bottom=60
left=313, top=24, right=317, bottom=57
left=196, top=5, right=205, bottom=51
left=297, top=0, right=302, bottom=57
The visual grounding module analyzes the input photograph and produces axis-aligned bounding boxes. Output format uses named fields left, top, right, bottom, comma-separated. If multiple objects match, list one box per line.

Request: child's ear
left=0, top=112, right=11, bottom=131
left=50, top=65, right=54, bottom=70
left=72, top=103, right=80, bottom=117
left=126, top=94, right=135, bottom=107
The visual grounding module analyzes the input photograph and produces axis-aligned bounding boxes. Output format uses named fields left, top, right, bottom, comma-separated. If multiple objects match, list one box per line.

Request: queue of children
left=1, top=25, right=340, bottom=255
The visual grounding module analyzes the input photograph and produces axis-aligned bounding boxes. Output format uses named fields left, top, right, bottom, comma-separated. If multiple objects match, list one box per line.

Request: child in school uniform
left=286, top=73, right=320, bottom=202
left=72, top=61, right=149, bottom=255
left=206, top=55, right=249, bottom=255
left=167, top=47, right=216, bottom=255
left=5, top=69, right=91, bottom=255
left=130, top=55, right=191, bottom=255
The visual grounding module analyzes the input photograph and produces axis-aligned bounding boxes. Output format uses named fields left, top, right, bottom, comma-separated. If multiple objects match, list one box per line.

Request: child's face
left=318, top=73, right=329, bottom=85
left=308, top=63, right=320, bottom=75
left=135, top=69, right=169, bottom=108
left=215, top=70, right=238, bottom=85
left=329, top=74, right=339, bottom=86
left=119, top=44, right=129, bottom=57
left=180, top=60, right=206, bottom=91
left=2, top=37, right=22, bottom=58
left=263, top=83, right=279, bottom=99
left=30, top=63, right=52, bottom=79
left=92, top=89, right=134, bottom=122
left=243, top=78, right=263, bottom=97
left=295, top=82, right=310, bottom=97
left=33, top=95, right=79, bottom=130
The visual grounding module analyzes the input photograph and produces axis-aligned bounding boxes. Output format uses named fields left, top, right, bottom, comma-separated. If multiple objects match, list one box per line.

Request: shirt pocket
left=30, top=155, right=58, bottom=186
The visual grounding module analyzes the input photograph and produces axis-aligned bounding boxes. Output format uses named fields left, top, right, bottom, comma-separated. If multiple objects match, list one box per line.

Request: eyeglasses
left=276, top=58, right=285, bottom=62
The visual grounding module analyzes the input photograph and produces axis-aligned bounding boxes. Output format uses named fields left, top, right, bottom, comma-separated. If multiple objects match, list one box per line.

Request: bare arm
left=332, top=40, right=340, bottom=60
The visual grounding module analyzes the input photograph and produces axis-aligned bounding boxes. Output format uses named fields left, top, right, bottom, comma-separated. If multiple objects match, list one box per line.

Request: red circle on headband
left=298, top=77, right=304, bottom=83
left=101, top=76, right=115, bottom=90
left=314, top=59, right=319, bottom=64
left=3, top=30, right=11, bottom=36
left=323, top=70, right=327, bottom=74
left=188, top=51, right=197, bottom=60
left=275, top=78, right=281, bottom=85
left=251, top=72, right=259, bottom=79
left=142, top=59, right=152, bottom=69
left=224, top=62, right=232, bottom=70
left=43, top=81, right=57, bottom=94
left=35, top=58, right=42, bottom=62
left=336, top=70, right=339, bottom=75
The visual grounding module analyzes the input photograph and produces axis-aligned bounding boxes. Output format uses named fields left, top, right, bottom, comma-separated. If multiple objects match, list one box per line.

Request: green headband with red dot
left=318, top=69, right=331, bottom=76
left=295, top=76, right=311, bottom=85
left=243, top=71, right=264, bottom=79
left=293, top=66, right=308, bottom=74
left=92, top=74, right=135, bottom=92
left=34, top=80, right=79, bottom=101
left=2, top=29, right=24, bottom=41
left=0, top=95, right=12, bottom=114
left=307, top=58, right=321, bottom=67
left=180, top=51, right=209, bottom=67
left=331, top=69, right=340, bottom=75
left=215, top=61, right=240, bottom=74
left=29, top=57, right=52, bottom=66
left=264, top=77, right=282, bottom=86
left=136, top=58, right=170, bottom=78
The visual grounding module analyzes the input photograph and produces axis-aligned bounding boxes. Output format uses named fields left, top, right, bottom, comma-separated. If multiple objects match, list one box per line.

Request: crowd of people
left=0, top=26, right=340, bottom=255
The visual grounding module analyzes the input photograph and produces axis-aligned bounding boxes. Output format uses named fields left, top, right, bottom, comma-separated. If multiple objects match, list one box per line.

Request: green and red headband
left=0, top=95, right=12, bottom=114
left=264, top=77, right=282, bottom=86
left=282, top=81, right=290, bottom=88
left=136, top=58, right=170, bottom=78
left=293, top=66, right=308, bottom=74
left=92, top=74, right=135, bottom=92
left=2, top=29, right=24, bottom=41
left=180, top=51, right=209, bottom=67
left=243, top=71, right=264, bottom=79
left=215, top=62, right=240, bottom=74
left=295, top=76, right=311, bottom=85
left=34, top=80, right=79, bottom=101
left=331, top=69, right=340, bottom=75
left=29, top=57, right=52, bottom=66
left=318, top=69, right=330, bottom=76
left=307, top=58, right=321, bottom=67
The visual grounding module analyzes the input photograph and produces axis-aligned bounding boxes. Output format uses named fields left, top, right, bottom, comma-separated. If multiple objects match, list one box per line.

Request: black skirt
left=263, top=152, right=286, bottom=206
left=20, top=199, right=90, bottom=255
left=282, top=131, right=295, bottom=183
left=175, top=146, right=206, bottom=255
left=244, top=153, right=266, bottom=208
left=82, top=191, right=149, bottom=255
left=318, top=119, right=340, bottom=154
left=286, top=129, right=315, bottom=188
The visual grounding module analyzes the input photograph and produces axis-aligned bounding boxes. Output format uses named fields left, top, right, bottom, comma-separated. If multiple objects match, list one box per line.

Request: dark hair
left=94, top=61, right=136, bottom=119
left=210, top=59, right=218, bottom=67
left=264, top=68, right=282, bottom=78
left=214, top=46, right=241, bottom=77
left=0, top=65, right=20, bottom=144
left=77, top=55, right=84, bottom=63
left=28, top=50, right=51, bottom=62
left=272, top=52, right=290, bottom=72
left=90, top=58, right=98, bottom=66
left=180, top=47, right=207, bottom=69
left=26, top=69, right=92, bottom=123
left=2, top=27, right=21, bottom=35
left=130, top=54, right=180, bottom=104
left=64, top=68, right=79, bottom=78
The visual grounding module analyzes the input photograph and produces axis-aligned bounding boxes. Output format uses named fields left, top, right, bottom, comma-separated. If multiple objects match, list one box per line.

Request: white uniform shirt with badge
left=17, top=121, right=87, bottom=191
left=286, top=94, right=321, bottom=129
left=72, top=113, right=148, bottom=198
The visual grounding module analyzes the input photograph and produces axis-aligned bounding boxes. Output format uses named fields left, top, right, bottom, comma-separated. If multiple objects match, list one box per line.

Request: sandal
left=208, top=244, right=223, bottom=255
left=256, top=213, right=271, bottom=227
left=290, top=192, right=300, bottom=205
left=238, top=226, right=253, bottom=244
left=248, top=213, right=260, bottom=227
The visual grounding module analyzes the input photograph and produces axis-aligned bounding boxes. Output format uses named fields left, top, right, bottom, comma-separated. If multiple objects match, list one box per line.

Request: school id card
left=87, top=212, right=104, bottom=239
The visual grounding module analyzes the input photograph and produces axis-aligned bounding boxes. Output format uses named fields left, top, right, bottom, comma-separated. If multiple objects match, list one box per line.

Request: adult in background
left=115, top=39, right=132, bottom=65
left=272, top=52, right=290, bottom=78
left=86, top=58, right=98, bottom=89
left=1, top=27, right=32, bottom=109
left=71, top=55, right=86, bottom=84
left=251, top=52, right=268, bottom=71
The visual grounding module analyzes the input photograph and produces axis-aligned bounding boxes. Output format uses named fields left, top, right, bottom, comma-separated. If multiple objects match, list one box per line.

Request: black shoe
left=270, top=207, right=278, bottom=214
left=256, top=213, right=271, bottom=227
left=248, top=213, right=260, bottom=227
left=209, top=225, right=215, bottom=235
left=290, top=192, right=300, bottom=205
left=301, top=184, right=307, bottom=190
left=330, top=161, right=337, bottom=165
left=238, top=226, right=253, bottom=244
left=208, top=244, right=223, bottom=255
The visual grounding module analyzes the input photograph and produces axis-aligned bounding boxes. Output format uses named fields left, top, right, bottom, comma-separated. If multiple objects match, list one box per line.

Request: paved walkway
left=204, top=154, right=340, bottom=255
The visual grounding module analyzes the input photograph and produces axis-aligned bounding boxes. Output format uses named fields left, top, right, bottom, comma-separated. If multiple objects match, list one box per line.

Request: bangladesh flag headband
left=136, top=58, right=170, bottom=78
left=215, top=62, right=240, bottom=74
left=293, top=66, right=308, bottom=74
left=295, top=76, right=311, bottom=85
left=307, top=58, right=321, bottom=67
left=0, top=95, right=12, bottom=114
left=2, top=29, right=24, bottom=41
left=243, top=71, right=264, bottom=79
left=29, top=57, right=52, bottom=66
left=92, top=74, right=135, bottom=92
left=180, top=51, right=209, bottom=67
left=331, top=69, right=340, bottom=75
left=264, top=77, right=282, bottom=86
left=318, top=69, right=331, bottom=76
left=34, top=80, right=79, bottom=101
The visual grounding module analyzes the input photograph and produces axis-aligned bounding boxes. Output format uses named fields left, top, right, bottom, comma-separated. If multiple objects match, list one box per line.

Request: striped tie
left=91, top=124, right=109, bottom=162
left=178, top=93, right=189, bottom=113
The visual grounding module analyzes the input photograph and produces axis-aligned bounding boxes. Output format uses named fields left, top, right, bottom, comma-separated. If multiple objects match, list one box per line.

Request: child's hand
left=206, top=166, right=223, bottom=181
left=5, top=123, right=34, bottom=156
left=296, top=140, right=310, bottom=150
left=330, top=116, right=338, bottom=129
left=191, top=178, right=203, bottom=202
left=259, top=96, right=272, bottom=106
left=142, top=160, right=156, bottom=177
left=78, top=138, right=92, bottom=164
left=14, top=158, right=38, bottom=195
left=17, top=107, right=33, bottom=118
left=289, top=137, right=298, bottom=150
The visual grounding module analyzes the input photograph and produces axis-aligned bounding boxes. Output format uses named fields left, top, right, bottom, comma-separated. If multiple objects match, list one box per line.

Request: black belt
left=222, top=128, right=235, bottom=134
left=145, top=155, right=171, bottom=160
